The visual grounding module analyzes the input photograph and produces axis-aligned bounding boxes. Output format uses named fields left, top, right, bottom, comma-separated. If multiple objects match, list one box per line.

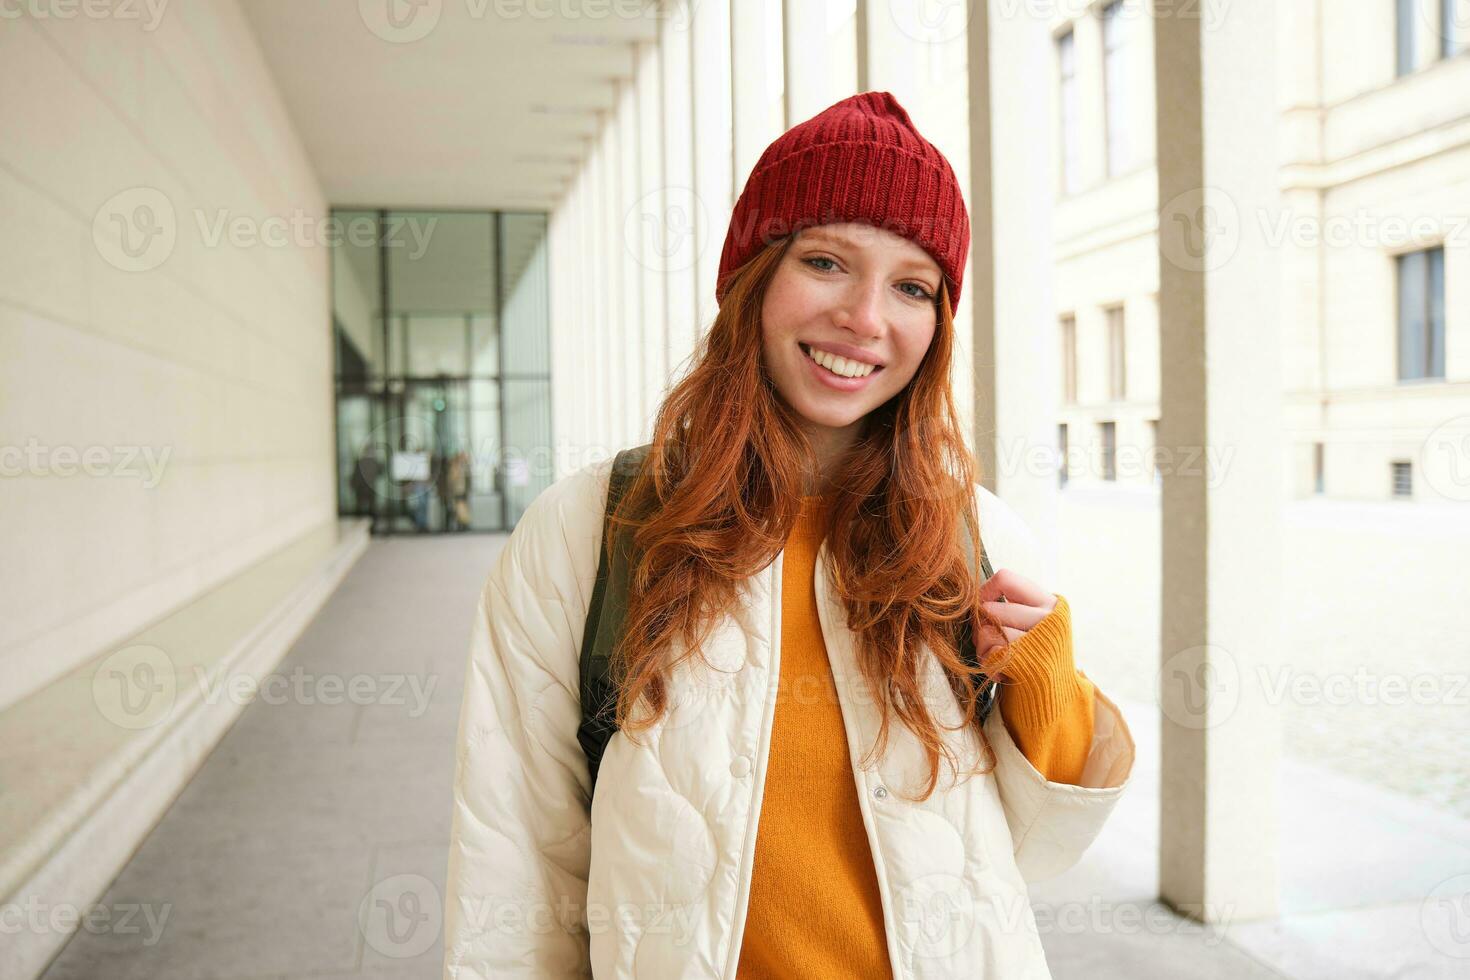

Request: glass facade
left=331, top=209, right=552, bottom=533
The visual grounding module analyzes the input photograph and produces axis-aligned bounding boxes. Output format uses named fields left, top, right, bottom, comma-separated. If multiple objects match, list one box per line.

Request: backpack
left=576, top=444, right=999, bottom=792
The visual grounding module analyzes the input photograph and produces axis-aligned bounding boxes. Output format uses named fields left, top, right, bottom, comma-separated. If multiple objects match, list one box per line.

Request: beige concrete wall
left=0, top=0, right=335, bottom=710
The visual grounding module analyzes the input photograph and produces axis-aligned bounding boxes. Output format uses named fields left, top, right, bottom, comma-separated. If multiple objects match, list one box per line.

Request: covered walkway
left=32, top=531, right=1468, bottom=980
left=37, top=537, right=493, bottom=980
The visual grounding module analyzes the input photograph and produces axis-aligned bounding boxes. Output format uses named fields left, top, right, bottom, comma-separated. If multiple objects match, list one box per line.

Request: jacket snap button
left=730, top=755, right=751, bottom=777
left=873, top=785, right=888, bottom=800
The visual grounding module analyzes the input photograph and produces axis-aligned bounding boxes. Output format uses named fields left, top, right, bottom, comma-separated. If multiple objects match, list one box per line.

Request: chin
left=793, top=400, right=868, bottom=430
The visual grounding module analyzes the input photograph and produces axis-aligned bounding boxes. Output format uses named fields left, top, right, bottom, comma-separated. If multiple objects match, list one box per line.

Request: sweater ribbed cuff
left=995, top=593, right=1087, bottom=732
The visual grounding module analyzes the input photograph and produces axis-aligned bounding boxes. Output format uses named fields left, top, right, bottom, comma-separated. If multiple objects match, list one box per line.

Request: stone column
left=1154, top=0, right=1284, bottom=922
left=783, top=0, right=856, bottom=124
left=966, top=1, right=1062, bottom=560
left=732, top=0, right=783, bottom=184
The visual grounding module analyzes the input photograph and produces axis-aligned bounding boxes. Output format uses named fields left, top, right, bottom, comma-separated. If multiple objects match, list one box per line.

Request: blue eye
left=802, top=255, right=933, bottom=301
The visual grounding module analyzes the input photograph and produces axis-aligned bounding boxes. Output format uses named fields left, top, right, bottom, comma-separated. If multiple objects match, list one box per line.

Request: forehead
left=796, top=222, right=938, bottom=271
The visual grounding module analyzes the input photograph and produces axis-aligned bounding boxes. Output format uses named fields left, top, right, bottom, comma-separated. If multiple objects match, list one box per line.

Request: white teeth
left=803, top=343, right=876, bottom=378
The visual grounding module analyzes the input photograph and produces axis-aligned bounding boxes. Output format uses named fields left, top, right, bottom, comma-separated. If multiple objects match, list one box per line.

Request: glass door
left=330, top=209, right=552, bottom=535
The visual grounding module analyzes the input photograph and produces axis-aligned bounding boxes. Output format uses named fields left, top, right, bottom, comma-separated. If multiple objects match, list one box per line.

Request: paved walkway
left=40, top=535, right=495, bottom=980
left=1034, top=694, right=1470, bottom=980
left=37, top=530, right=1470, bottom=979
left=1057, top=486, right=1470, bottom=820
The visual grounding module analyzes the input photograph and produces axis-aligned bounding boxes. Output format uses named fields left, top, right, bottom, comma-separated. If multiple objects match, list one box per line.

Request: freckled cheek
left=886, top=335, right=930, bottom=378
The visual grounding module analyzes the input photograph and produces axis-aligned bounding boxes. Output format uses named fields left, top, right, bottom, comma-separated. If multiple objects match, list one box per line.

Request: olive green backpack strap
left=577, top=444, right=653, bottom=794
left=958, top=497, right=1001, bottom=724
left=579, top=458, right=998, bottom=794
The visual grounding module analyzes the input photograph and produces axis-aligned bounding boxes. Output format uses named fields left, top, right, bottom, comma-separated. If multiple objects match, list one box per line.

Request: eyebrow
left=798, top=229, right=940, bottom=279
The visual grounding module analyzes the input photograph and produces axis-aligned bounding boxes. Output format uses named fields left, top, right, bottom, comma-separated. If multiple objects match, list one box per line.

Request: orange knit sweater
left=735, top=494, right=1095, bottom=978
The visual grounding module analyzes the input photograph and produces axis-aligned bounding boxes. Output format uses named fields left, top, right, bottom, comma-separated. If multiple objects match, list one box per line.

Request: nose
left=833, top=275, right=884, bottom=338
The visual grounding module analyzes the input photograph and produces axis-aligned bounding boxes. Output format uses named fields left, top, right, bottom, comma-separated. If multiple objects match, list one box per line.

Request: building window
left=1398, top=0, right=1461, bottom=72
left=1100, top=421, right=1117, bottom=482
left=1392, top=460, right=1413, bottom=497
left=1061, top=314, right=1078, bottom=403
left=1396, top=245, right=1446, bottom=381
left=1398, top=0, right=1417, bottom=76
left=1058, top=29, right=1080, bottom=194
left=1313, top=442, right=1325, bottom=495
left=1058, top=423, right=1070, bottom=488
left=1101, top=1, right=1135, bottom=175
left=1106, top=305, right=1126, bottom=400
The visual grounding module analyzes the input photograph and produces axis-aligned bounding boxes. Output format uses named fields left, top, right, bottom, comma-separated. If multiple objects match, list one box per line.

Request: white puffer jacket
left=444, top=456, right=1136, bottom=979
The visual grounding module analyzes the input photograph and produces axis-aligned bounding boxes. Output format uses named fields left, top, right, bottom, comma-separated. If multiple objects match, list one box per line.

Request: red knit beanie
left=715, top=90, right=970, bottom=314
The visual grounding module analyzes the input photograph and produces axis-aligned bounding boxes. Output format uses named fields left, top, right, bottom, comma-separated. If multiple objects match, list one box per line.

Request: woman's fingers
left=976, top=567, right=1049, bottom=607
left=977, top=624, right=1026, bottom=660
left=980, top=599, right=1047, bottom=632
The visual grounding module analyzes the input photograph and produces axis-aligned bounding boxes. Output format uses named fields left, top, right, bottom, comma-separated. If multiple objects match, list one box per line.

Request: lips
left=798, top=342, right=883, bottom=391
left=798, top=343, right=885, bottom=376
left=799, top=341, right=885, bottom=370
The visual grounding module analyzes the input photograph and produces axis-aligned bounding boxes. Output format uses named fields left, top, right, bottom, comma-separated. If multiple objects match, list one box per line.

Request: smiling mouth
left=799, top=342, right=885, bottom=379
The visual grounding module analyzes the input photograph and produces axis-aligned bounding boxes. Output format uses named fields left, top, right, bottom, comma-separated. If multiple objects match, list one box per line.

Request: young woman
left=444, top=91, right=1135, bottom=980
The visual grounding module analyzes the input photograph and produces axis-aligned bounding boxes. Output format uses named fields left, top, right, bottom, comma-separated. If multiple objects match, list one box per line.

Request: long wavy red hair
left=600, top=233, right=1018, bottom=802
